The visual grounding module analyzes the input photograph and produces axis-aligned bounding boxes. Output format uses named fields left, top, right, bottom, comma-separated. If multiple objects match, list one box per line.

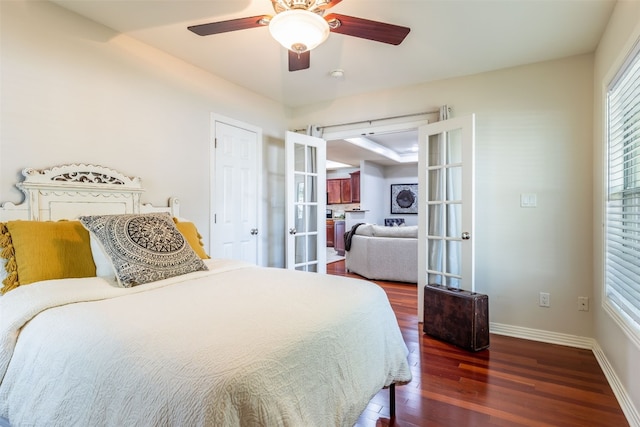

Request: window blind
left=606, top=41, right=640, bottom=327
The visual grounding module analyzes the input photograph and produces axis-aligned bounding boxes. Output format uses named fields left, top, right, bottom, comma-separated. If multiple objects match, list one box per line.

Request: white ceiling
left=50, top=0, right=616, bottom=166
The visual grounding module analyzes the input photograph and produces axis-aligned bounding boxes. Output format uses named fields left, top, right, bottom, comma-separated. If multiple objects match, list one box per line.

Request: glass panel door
left=285, top=131, right=327, bottom=272
left=418, top=115, right=475, bottom=319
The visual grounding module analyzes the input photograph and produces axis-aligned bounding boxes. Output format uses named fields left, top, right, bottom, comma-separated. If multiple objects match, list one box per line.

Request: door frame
left=322, top=120, right=429, bottom=149
left=324, top=119, right=429, bottom=228
left=210, top=113, right=263, bottom=266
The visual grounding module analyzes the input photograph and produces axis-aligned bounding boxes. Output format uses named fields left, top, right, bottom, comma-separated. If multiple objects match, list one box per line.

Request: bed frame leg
left=389, top=383, right=396, bottom=419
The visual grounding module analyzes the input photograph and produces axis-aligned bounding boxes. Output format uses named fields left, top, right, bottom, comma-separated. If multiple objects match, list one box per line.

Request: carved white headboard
left=0, top=164, right=179, bottom=221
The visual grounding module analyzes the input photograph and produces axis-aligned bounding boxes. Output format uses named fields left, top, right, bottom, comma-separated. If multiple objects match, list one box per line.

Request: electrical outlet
left=578, top=296, right=589, bottom=311
left=539, top=292, right=550, bottom=307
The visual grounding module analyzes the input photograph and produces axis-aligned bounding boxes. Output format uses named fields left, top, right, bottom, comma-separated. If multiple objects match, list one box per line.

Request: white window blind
left=606, top=40, right=640, bottom=328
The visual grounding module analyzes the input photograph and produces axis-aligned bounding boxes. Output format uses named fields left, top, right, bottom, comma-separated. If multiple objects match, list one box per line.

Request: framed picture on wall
left=391, top=183, right=418, bottom=214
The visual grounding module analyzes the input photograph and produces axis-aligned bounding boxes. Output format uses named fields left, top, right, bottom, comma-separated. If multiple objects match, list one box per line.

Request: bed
left=0, top=164, right=411, bottom=427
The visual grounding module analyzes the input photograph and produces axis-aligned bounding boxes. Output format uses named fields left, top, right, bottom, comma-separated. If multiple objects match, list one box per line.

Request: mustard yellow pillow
left=4, top=220, right=96, bottom=290
left=174, top=220, right=210, bottom=259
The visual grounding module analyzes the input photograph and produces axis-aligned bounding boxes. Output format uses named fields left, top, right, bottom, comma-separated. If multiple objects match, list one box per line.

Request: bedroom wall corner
left=593, top=0, right=640, bottom=423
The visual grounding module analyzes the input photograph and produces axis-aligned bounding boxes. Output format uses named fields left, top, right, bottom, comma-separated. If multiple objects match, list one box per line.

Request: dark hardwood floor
left=326, top=260, right=629, bottom=427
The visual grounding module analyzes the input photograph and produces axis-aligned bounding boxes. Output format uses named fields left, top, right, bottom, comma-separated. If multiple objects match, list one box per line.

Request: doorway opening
left=322, top=119, right=430, bottom=265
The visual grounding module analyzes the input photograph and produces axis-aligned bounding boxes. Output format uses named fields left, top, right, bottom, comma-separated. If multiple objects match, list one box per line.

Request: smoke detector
left=330, top=69, right=345, bottom=79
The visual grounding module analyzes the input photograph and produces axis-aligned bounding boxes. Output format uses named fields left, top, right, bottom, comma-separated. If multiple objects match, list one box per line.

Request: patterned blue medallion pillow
left=79, top=213, right=208, bottom=287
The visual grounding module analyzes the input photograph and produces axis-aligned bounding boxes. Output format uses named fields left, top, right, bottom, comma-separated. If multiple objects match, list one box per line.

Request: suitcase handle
left=428, top=284, right=478, bottom=295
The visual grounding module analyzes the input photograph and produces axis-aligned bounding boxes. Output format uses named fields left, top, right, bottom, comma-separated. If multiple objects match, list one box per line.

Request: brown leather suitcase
left=423, top=284, right=490, bottom=351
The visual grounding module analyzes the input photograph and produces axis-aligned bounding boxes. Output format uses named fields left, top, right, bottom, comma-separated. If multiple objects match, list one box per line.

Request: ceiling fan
left=187, top=0, right=411, bottom=72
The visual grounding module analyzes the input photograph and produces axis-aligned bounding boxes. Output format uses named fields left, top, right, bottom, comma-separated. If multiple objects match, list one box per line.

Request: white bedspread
left=0, top=259, right=411, bottom=426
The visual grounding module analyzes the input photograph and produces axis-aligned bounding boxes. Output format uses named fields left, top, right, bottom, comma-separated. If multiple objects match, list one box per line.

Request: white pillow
left=0, top=257, right=7, bottom=294
left=89, top=234, right=116, bottom=278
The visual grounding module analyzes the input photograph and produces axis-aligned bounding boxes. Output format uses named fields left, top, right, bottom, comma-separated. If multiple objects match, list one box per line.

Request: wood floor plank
left=325, top=260, right=629, bottom=426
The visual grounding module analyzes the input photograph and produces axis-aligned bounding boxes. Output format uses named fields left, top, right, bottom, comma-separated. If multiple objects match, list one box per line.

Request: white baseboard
left=489, top=322, right=594, bottom=348
left=490, top=322, right=640, bottom=427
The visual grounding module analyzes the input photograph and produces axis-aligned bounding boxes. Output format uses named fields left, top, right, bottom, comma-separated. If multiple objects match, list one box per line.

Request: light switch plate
left=521, top=193, right=537, bottom=208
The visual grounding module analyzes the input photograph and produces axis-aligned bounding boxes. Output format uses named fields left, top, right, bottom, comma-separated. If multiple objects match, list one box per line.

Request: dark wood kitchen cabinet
left=327, top=180, right=342, bottom=205
left=334, top=221, right=346, bottom=255
left=326, top=220, right=335, bottom=247
left=340, top=179, right=351, bottom=203
left=327, top=178, right=352, bottom=204
left=350, top=171, right=360, bottom=203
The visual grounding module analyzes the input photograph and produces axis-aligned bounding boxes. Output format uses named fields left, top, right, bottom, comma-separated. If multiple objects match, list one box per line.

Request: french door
left=285, top=131, right=327, bottom=272
left=418, top=115, right=475, bottom=319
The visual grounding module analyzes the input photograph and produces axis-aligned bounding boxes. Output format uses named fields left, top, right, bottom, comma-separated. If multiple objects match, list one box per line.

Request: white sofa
left=345, top=224, right=418, bottom=283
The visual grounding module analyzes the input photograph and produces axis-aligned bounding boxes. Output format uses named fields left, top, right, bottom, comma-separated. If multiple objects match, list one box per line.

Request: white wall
left=383, top=164, right=419, bottom=226
left=354, top=161, right=385, bottom=227
left=294, top=54, right=595, bottom=338
left=593, top=0, right=640, bottom=422
left=0, top=1, right=289, bottom=266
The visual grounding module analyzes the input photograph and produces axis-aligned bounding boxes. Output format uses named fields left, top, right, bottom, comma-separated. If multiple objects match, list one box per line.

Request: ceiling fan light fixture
left=269, top=9, right=330, bottom=53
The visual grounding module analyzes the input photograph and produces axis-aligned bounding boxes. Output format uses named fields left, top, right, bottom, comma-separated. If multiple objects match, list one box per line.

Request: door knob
left=289, top=228, right=297, bottom=235
left=250, top=228, right=258, bottom=235
left=461, top=232, right=471, bottom=240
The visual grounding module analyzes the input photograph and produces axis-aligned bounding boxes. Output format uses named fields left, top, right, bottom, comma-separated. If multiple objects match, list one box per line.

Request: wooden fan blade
left=289, top=50, right=311, bottom=72
left=188, top=15, right=270, bottom=36
left=325, top=13, right=410, bottom=45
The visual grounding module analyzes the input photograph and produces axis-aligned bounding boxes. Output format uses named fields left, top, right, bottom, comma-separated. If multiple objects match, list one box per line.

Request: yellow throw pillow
left=4, top=220, right=96, bottom=290
left=174, top=220, right=210, bottom=259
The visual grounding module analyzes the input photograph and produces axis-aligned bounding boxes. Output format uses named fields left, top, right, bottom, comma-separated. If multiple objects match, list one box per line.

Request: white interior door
left=418, top=115, right=475, bottom=320
left=211, top=117, right=261, bottom=265
left=285, top=131, right=327, bottom=272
